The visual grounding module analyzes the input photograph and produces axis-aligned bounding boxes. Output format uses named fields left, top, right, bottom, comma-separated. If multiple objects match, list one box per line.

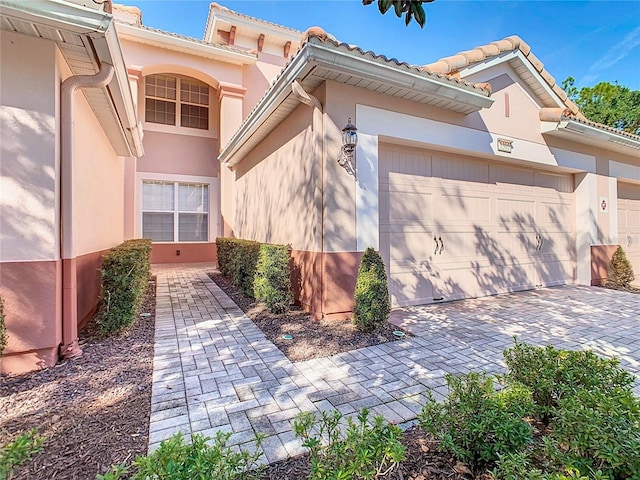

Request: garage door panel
left=496, top=198, right=536, bottom=226
left=440, top=193, right=491, bottom=224
left=618, top=183, right=640, bottom=283
left=380, top=146, right=576, bottom=306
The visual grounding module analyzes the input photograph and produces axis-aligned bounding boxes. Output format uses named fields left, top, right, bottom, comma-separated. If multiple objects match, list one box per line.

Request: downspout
left=59, top=63, right=115, bottom=359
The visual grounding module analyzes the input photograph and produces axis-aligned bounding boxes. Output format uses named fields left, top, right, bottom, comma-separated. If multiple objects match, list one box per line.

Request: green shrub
left=418, top=372, right=534, bottom=467
left=0, top=297, right=6, bottom=356
left=216, top=238, right=261, bottom=297
left=216, top=237, right=234, bottom=277
left=253, top=244, right=292, bottom=313
left=353, top=248, right=390, bottom=332
left=98, top=239, right=152, bottom=333
left=98, top=431, right=264, bottom=480
left=0, top=429, right=45, bottom=480
left=607, top=245, right=635, bottom=288
left=503, top=339, right=635, bottom=422
left=231, top=240, right=261, bottom=297
left=547, top=387, right=640, bottom=479
left=293, top=408, right=405, bottom=480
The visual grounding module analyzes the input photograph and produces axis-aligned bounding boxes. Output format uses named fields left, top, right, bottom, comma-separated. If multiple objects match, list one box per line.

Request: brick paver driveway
left=148, top=264, right=640, bottom=465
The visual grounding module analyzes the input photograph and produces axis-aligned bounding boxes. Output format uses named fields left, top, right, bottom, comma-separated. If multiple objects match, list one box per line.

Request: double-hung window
left=142, top=181, right=209, bottom=242
left=144, top=74, right=209, bottom=130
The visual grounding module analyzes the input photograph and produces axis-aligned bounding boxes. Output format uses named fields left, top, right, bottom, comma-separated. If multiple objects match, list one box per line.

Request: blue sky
left=124, top=0, right=640, bottom=91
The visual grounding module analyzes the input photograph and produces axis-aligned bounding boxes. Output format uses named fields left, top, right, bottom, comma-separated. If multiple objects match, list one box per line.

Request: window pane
left=143, top=181, right=174, bottom=211
left=179, top=213, right=208, bottom=241
left=180, top=104, right=209, bottom=130
left=145, top=74, right=176, bottom=100
left=145, top=98, right=176, bottom=125
left=180, top=78, right=209, bottom=105
left=178, top=183, right=208, bottom=212
left=143, top=212, right=174, bottom=241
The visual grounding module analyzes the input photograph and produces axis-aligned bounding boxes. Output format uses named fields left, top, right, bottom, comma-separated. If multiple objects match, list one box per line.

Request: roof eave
left=219, top=40, right=494, bottom=166
left=1, top=0, right=142, bottom=156
left=205, top=5, right=301, bottom=44
left=116, top=21, right=257, bottom=65
left=542, top=119, right=640, bottom=155
left=219, top=45, right=316, bottom=166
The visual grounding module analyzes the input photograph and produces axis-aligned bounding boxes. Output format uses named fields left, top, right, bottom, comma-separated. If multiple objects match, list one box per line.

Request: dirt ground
left=0, top=279, right=156, bottom=480
left=207, top=271, right=411, bottom=363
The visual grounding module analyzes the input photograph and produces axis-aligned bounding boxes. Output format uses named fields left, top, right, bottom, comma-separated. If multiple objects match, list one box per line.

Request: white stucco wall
left=0, top=31, right=58, bottom=262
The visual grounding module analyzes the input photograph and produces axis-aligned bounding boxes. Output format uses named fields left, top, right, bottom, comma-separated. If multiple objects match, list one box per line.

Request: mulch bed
left=207, top=271, right=410, bottom=363
left=259, top=425, right=492, bottom=480
left=0, top=278, right=156, bottom=480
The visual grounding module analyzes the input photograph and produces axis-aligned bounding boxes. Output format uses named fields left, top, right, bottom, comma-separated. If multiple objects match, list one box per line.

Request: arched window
left=144, top=74, right=209, bottom=130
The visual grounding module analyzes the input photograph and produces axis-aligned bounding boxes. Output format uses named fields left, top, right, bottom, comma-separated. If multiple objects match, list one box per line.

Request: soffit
left=1, top=3, right=132, bottom=155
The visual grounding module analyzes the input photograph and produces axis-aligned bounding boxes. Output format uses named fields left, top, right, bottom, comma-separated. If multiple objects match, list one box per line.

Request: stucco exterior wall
left=137, top=131, right=219, bottom=176
left=0, top=31, right=61, bottom=373
left=242, top=52, right=287, bottom=118
left=119, top=38, right=243, bottom=88
left=67, top=66, right=126, bottom=257
left=233, top=100, right=322, bottom=252
left=0, top=31, right=58, bottom=263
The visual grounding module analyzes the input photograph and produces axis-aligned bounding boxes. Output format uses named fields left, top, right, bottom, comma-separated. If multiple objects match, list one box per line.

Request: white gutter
left=59, top=63, right=115, bottom=360
left=0, top=0, right=111, bottom=33
left=219, top=39, right=493, bottom=165
left=542, top=118, right=640, bottom=153
left=116, top=22, right=257, bottom=65
left=308, top=41, right=493, bottom=107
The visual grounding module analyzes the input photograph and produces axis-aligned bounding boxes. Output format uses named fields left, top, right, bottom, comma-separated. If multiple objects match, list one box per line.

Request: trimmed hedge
left=98, top=239, right=152, bottom=333
left=216, top=238, right=292, bottom=313
left=254, top=244, right=293, bottom=313
left=353, top=247, right=390, bottom=332
left=0, top=296, right=6, bottom=356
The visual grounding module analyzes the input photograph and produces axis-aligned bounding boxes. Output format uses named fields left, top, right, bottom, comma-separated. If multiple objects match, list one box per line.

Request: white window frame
left=142, top=74, right=215, bottom=139
left=135, top=172, right=220, bottom=243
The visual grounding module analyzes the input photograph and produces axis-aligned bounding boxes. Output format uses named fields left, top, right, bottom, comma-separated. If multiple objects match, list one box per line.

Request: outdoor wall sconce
left=338, top=117, right=358, bottom=170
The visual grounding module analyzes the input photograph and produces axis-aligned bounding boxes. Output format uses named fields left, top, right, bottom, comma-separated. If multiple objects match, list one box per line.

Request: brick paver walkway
left=148, top=264, right=640, bottom=465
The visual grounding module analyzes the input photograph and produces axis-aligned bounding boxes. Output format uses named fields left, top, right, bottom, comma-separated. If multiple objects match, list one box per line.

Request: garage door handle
left=439, top=236, right=444, bottom=254
left=434, top=236, right=439, bottom=255
left=539, top=236, right=544, bottom=251
left=535, top=234, right=541, bottom=251
left=629, top=234, right=633, bottom=248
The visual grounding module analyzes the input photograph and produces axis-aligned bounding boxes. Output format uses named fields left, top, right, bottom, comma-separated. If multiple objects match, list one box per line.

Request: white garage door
left=379, top=146, right=575, bottom=307
left=618, top=182, right=640, bottom=284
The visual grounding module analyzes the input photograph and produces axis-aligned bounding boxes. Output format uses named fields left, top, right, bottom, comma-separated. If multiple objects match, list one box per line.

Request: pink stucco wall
left=138, top=131, right=219, bottom=176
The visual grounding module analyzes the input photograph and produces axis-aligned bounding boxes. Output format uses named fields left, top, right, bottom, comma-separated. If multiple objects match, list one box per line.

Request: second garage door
left=618, top=182, right=640, bottom=284
left=379, top=146, right=576, bottom=307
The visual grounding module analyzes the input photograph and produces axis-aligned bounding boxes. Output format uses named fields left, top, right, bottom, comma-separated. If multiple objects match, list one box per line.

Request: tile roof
left=130, top=23, right=256, bottom=57
left=301, top=28, right=492, bottom=96
left=422, top=35, right=583, bottom=117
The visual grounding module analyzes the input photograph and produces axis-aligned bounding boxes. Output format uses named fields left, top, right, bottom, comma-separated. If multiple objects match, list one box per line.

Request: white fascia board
left=219, top=41, right=494, bottom=165
left=116, top=22, right=256, bottom=65
left=560, top=119, right=640, bottom=151
left=309, top=42, right=493, bottom=109
left=101, top=23, right=144, bottom=156
left=1, top=0, right=111, bottom=33
left=460, top=50, right=566, bottom=109
left=219, top=47, right=316, bottom=165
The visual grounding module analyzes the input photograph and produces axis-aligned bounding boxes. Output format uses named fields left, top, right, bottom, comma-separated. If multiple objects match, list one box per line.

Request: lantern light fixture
left=338, top=117, right=357, bottom=169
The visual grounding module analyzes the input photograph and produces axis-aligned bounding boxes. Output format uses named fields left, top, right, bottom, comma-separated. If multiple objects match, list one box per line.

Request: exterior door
left=379, top=146, right=575, bottom=307
left=618, top=182, right=640, bottom=283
